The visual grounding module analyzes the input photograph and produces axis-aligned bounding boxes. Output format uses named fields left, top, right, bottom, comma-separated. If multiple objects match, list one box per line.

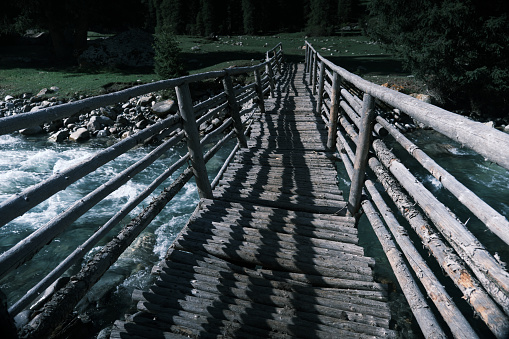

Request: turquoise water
left=0, top=133, right=234, bottom=331
left=0, top=129, right=508, bottom=336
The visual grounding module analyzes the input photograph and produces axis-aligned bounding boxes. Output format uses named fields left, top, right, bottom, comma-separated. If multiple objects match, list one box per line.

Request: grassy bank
left=0, top=32, right=420, bottom=100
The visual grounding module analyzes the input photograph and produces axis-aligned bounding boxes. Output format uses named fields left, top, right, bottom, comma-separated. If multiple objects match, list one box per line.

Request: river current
left=0, top=129, right=508, bottom=337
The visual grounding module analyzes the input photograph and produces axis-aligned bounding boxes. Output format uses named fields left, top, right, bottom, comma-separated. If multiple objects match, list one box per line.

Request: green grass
left=0, top=67, right=157, bottom=100
left=0, top=32, right=423, bottom=100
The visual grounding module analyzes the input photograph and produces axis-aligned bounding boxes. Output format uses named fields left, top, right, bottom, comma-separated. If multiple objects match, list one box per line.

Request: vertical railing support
left=222, top=73, right=248, bottom=148
left=317, top=60, right=325, bottom=115
left=347, top=93, right=376, bottom=217
left=175, top=82, right=213, bottom=199
left=265, top=57, right=276, bottom=98
left=254, top=68, right=266, bottom=113
left=312, top=54, right=318, bottom=94
left=275, top=48, right=282, bottom=74
left=308, top=51, right=315, bottom=84
left=304, top=43, right=310, bottom=73
left=327, top=72, right=341, bottom=149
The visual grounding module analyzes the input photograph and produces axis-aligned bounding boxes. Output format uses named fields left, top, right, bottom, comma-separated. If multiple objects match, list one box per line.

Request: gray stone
left=121, top=131, right=132, bottom=139
left=87, top=116, right=114, bottom=132
left=96, top=130, right=109, bottom=138
left=36, top=88, right=48, bottom=97
left=410, top=93, right=432, bottom=104
left=19, top=126, right=43, bottom=135
left=137, top=95, right=154, bottom=107
left=69, top=128, right=90, bottom=141
left=504, top=125, right=509, bottom=133
left=40, top=101, right=52, bottom=108
left=4, top=95, right=14, bottom=101
left=63, top=115, right=79, bottom=126
left=44, top=121, right=63, bottom=133
left=49, top=130, right=70, bottom=142
left=484, top=121, right=495, bottom=129
left=152, top=99, right=178, bottom=118
left=116, top=115, right=129, bottom=126
left=101, top=107, right=117, bottom=120
left=135, top=120, right=148, bottom=129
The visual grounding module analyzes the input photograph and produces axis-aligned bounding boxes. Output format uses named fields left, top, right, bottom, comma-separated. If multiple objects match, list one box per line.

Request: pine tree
left=307, top=0, right=336, bottom=35
left=153, top=30, right=185, bottom=79
left=367, top=0, right=509, bottom=116
left=242, top=0, right=256, bottom=34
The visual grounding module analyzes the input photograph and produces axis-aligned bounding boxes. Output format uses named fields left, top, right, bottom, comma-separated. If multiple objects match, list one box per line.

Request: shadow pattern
left=111, top=63, right=396, bottom=339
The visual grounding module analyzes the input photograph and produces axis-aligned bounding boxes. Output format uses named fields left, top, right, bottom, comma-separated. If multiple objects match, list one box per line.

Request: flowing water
left=0, top=133, right=235, bottom=333
left=0, top=129, right=508, bottom=337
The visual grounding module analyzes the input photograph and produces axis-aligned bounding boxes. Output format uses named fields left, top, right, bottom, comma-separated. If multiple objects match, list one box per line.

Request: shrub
left=153, top=31, right=185, bottom=79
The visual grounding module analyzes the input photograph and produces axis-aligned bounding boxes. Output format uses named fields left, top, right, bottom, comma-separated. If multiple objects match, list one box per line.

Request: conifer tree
left=367, top=0, right=509, bottom=116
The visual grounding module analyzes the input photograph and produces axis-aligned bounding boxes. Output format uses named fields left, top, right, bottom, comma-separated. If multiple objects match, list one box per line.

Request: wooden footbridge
left=1, top=43, right=509, bottom=338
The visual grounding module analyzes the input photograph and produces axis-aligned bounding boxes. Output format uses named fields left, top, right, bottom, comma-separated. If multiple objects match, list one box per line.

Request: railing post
left=312, top=54, right=318, bottom=95
left=175, top=82, right=213, bottom=199
left=308, top=51, right=315, bottom=84
left=222, top=72, right=248, bottom=148
left=275, top=48, right=282, bottom=74
left=265, top=57, right=276, bottom=98
left=327, top=72, right=341, bottom=149
left=317, top=60, right=325, bottom=115
left=347, top=93, right=376, bottom=217
left=254, top=68, right=265, bottom=113
left=304, top=43, right=309, bottom=73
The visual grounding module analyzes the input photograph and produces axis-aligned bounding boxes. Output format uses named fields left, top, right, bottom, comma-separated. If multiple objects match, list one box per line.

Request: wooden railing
left=305, top=41, right=509, bottom=338
left=0, top=43, right=283, bottom=336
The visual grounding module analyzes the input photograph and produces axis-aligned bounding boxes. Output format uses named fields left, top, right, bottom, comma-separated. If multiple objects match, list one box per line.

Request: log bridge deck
left=112, top=64, right=396, bottom=338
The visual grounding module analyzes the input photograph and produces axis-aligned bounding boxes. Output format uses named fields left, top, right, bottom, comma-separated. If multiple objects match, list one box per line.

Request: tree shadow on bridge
left=122, top=62, right=381, bottom=338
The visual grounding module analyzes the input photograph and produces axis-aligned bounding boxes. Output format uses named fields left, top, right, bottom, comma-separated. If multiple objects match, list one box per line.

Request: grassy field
left=0, top=32, right=422, bottom=100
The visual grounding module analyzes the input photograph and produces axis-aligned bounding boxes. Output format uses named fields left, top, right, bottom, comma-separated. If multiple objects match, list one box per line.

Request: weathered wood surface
left=112, top=63, right=395, bottom=338
left=306, top=41, right=509, bottom=171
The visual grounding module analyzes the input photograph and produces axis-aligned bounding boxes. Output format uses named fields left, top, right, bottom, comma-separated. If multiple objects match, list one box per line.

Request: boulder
left=87, top=116, right=114, bottom=132
left=96, top=130, right=110, bottom=138
left=4, top=95, right=14, bottom=101
left=484, top=121, right=495, bottom=128
left=137, top=95, right=154, bottom=107
left=69, top=128, right=90, bottom=142
left=152, top=99, right=178, bottom=118
left=135, top=120, right=148, bottom=129
left=49, top=130, right=70, bottom=142
left=410, top=93, right=432, bottom=104
left=36, top=88, right=48, bottom=97
left=116, top=115, right=129, bottom=126
left=63, top=115, right=79, bottom=126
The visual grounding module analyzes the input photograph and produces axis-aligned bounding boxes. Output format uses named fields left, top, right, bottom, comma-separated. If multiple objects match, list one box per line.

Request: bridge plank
left=112, top=63, right=396, bottom=339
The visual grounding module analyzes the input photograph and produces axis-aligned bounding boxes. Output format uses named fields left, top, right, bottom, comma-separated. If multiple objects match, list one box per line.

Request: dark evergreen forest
left=1, top=0, right=508, bottom=116
left=149, top=0, right=363, bottom=36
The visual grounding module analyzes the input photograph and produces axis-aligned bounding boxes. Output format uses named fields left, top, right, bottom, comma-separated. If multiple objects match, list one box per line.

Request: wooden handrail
left=306, top=41, right=509, bottom=338
left=306, top=41, right=509, bottom=171
left=0, top=42, right=284, bottom=334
